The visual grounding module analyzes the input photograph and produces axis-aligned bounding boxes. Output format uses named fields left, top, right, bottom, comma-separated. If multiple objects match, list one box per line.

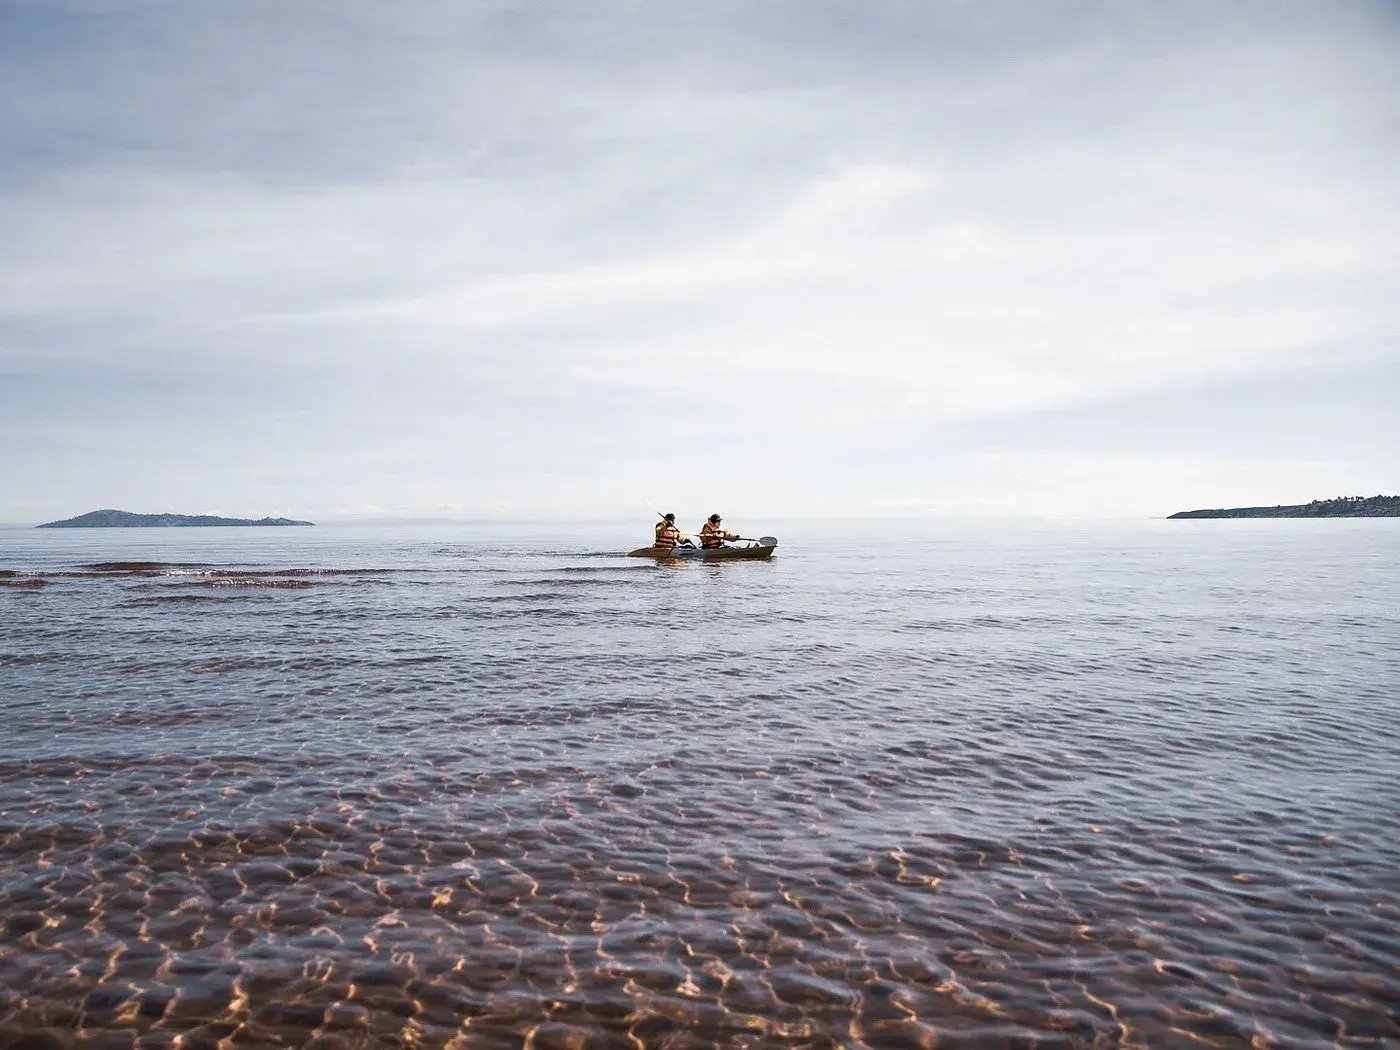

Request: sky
left=1, top=0, right=1397, bottom=523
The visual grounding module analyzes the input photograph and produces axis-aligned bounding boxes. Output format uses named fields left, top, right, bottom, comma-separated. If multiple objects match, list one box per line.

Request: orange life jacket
left=655, top=521, right=681, bottom=549
left=700, top=521, right=725, bottom=549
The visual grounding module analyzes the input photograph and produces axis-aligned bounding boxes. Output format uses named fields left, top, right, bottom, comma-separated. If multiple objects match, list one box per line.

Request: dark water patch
left=182, top=654, right=358, bottom=674
left=0, top=753, right=346, bottom=782
left=206, top=568, right=396, bottom=578
left=491, top=577, right=642, bottom=591
left=80, top=561, right=206, bottom=572
left=121, top=593, right=263, bottom=606
left=462, top=591, right=585, bottom=604
left=539, top=565, right=656, bottom=578
left=0, top=578, right=47, bottom=589
left=38, top=568, right=169, bottom=579
left=0, top=652, right=69, bottom=668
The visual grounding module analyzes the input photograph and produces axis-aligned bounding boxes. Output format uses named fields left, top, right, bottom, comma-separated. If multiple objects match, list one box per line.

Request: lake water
left=2, top=520, right=1397, bottom=1048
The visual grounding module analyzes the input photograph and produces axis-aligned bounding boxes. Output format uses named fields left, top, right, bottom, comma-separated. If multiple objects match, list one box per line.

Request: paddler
left=654, top=513, right=683, bottom=551
left=699, top=513, right=738, bottom=549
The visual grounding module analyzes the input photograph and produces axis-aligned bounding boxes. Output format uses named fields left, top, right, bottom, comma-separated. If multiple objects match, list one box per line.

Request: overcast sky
left=2, top=0, right=1396, bottom=523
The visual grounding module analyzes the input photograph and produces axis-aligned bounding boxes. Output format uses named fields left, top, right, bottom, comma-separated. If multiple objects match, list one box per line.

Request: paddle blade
left=758, top=535, right=778, bottom=547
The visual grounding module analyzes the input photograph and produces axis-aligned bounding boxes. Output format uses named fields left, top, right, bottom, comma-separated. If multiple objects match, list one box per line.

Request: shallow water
left=2, top=520, right=1398, bottom=1048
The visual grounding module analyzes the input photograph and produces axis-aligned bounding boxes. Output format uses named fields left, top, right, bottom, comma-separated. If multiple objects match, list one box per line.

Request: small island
left=37, top=509, right=314, bottom=528
left=1169, top=495, right=1400, bottom=519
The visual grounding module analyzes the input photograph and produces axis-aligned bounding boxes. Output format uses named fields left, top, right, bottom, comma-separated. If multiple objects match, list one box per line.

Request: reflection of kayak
left=628, top=537, right=778, bottom=561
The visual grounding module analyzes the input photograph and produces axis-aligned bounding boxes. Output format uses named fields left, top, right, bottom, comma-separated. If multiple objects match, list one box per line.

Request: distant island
left=1169, top=495, right=1400, bottom=519
left=37, top=509, right=315, bottom=528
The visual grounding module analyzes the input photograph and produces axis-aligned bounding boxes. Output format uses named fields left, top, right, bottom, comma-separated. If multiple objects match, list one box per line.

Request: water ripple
left=1, top=522, right=1398, bottom=1046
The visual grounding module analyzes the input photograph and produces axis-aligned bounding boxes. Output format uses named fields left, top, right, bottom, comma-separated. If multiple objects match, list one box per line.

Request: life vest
left=700, top=521, right=725, bottom=549
left=654, top=521, right=681, bottom=549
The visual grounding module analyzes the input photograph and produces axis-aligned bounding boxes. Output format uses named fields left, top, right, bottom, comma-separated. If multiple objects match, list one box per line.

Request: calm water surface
left=2, top=520, right=1397, bottom=1048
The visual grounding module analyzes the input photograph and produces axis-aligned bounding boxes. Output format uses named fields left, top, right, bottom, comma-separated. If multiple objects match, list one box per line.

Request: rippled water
left=2, top=520, right=1398, bottom=1048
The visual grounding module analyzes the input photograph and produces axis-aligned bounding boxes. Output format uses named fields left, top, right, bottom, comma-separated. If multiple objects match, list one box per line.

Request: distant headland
left=1169, top=495, right=1400, bottom=519
left=37, top=509, right=315, bottom=528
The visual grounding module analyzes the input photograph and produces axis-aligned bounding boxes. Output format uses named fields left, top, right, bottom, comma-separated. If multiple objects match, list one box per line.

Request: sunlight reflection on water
left=2, top=521, right=1398, bottom=1046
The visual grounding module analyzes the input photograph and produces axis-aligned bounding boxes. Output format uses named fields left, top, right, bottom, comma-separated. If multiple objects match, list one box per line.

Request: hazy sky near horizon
left=2, top=0, right=1397, bottom=523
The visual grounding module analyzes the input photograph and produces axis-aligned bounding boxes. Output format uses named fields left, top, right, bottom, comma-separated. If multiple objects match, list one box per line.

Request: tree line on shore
left=1169, top=495, right=1400, bottom=519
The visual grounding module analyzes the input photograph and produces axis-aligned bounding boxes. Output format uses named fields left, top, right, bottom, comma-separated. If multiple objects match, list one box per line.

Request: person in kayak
left=654, top=513, right=684, bottom=550
left=699, top=514, right=738, bottom=549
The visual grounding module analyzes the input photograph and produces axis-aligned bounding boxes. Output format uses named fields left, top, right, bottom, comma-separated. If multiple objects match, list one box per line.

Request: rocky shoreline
left=1169, top=495, right=1399, bottom=519
left=37, top=509, right=314, bottom=528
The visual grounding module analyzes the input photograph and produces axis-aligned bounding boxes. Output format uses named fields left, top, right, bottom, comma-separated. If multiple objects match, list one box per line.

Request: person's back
left=654, top=513, right=682, bottom=550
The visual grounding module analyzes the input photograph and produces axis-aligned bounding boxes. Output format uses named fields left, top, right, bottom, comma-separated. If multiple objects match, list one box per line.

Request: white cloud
left=1, top=1, right=1396, bottom=520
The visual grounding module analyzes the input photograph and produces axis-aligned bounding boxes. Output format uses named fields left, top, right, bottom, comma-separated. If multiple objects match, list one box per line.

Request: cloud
left=1, top=1, right=1396, bottom=520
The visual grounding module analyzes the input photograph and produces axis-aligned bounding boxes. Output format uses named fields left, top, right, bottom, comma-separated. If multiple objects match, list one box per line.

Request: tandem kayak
left=627, top=536, right=778, bottom=561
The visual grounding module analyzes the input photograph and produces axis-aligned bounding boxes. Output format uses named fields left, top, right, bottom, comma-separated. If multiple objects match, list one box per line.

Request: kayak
left=628, top=537, right=778, bottom=561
